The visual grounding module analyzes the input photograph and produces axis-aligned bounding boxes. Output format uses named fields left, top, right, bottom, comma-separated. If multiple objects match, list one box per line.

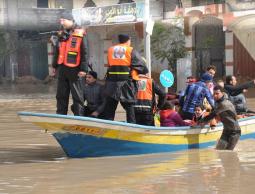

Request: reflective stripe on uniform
left=108, top=72, right=130, bottom=75
left=133, top=105, right=152, bottom=108
left=68, top=51, right=77, bottom=55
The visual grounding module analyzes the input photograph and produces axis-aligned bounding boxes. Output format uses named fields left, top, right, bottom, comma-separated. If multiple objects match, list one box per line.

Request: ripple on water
left=1, top=85, right=255, bottom=193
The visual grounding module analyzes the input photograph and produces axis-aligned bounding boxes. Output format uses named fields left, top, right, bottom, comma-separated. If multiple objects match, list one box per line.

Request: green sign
left=73, top=2, right=144, bottom=26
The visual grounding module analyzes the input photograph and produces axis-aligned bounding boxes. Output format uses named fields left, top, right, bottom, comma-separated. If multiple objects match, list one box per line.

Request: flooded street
left=1, top=84, right=255, bottom=193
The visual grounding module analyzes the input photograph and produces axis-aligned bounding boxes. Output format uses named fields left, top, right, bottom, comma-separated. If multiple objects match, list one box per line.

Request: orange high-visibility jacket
left=107, top=43, right=134, bottom=81
left=134, top=78, right=154, bottom=112
left=57, top=29, right=85, bottom=67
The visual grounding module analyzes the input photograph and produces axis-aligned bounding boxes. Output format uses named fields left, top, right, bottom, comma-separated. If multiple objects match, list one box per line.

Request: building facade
left=0, top=0, right=255, bottom=83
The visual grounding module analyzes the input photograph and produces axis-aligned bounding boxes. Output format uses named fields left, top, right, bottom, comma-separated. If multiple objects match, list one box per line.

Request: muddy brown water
left=1, top=84, right=255, bottom=194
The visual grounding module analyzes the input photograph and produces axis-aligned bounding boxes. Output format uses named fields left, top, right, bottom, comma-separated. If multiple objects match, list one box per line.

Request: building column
left=8, top=31, right=18, bottom=82
left=225, top=30, right=234, bottom=75
left=47, top=42, right=54, bottom=76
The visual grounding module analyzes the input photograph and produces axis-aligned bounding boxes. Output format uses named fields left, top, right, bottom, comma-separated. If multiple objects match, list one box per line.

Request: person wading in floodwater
left=198, top=85, right=241, bottom=150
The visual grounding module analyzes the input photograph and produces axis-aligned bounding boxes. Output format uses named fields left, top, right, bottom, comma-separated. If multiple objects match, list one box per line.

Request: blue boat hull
left=53, top=133, right=213, bottom=158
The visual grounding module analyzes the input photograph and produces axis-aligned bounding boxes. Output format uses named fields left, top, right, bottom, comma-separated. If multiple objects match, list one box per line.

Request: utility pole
left=144, top=0, right=151, bottom=76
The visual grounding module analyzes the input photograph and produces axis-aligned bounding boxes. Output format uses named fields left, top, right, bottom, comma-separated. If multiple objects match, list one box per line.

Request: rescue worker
left=199, top=85, right=241, bottom=150
left=51, top=12, right=88, bottom=116
left=134, top=74, right=166, bottom=126
left=102, top=34, right=148, bottom=123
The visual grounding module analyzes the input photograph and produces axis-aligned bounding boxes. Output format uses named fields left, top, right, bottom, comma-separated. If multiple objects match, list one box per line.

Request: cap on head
left=87, top=71, right=97, bottom=79
left=201, top=73, right=213, bottom=82
left=118, top=34, right=130, bottom=43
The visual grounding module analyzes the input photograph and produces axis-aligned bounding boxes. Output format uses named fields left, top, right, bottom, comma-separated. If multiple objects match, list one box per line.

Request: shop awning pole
left=144, top=0, right=151, bottom=76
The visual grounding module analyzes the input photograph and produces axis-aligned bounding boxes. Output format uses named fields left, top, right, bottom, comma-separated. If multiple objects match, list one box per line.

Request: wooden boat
left=18, top=112, right=255, bottom=158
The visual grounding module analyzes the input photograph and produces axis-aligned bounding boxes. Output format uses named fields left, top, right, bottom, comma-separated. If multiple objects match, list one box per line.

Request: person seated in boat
left=198, top=85, right=241, bottom=150
left=205, top=65, right=217, bottom=94
left=179, top=76, right=197, bottom=109
left=160, top=100, right=190, bottom=127
left=225, top=75, right=255, bottom=115
left=180, top=73, right=214, bottom=120
left=191, top=104, right=217, bottom=128
left=71, top=71, right=105, bottom=118
left=134, top=74, right=166, bottom=126
left=166, top=92, right=179, bottom=106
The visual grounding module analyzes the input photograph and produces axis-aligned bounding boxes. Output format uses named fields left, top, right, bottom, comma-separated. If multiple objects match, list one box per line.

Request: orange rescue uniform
left=107, top=43, right=138, bottom=80
left=57, top=29, right=85, bottom=67
left=134, top=78, right=153, bottom=112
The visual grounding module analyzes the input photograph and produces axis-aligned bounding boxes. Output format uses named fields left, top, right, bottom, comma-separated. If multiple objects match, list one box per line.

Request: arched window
left=83, top=0, right=96, bottom=8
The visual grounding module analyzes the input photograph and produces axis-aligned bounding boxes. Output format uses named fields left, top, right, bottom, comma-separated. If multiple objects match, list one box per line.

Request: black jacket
left=83, top=82, right=105, bottom=114
left=104, top=49, right=148, bottom=103
left=225, top=81, right=254, bottom=113
left=152, top=81, right=166, bottom=110
left=225, top=81, right=254, bottom=96
left=201, top=96, right=241, bottom=132
left=51, top=27, right=89, bottom=72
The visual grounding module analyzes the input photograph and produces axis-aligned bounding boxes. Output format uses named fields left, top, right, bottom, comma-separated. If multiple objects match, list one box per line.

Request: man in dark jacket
left=71, top=71, right=105, bottom=118
left=134, top=74, right=166, bottom=126
left=102, top=34, right=148, bottom=123
left=83, top=71, right=105, bottom=118
left=199, top=85, right=241, bottom=150
left=225, top=75, right=255, bottom=114
left=51, top=11, right=88, bottom=116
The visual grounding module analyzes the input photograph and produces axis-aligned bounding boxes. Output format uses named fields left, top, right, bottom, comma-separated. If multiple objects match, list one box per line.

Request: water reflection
left=1, top=85, right=255, bottom=193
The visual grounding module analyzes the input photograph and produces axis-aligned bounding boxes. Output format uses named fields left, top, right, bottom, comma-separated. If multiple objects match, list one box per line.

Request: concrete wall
left=55, top=0, right=72, bottom=9
left=0, top=0, right=5, bottom=26
left=17, top=0, right=36, bottom=8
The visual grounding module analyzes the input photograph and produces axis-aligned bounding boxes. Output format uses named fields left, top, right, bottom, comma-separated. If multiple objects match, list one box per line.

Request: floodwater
left=1, top=84, right=255, bottom=194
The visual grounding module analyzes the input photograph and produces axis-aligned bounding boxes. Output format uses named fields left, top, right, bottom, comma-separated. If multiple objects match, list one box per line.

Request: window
left=83, top=0, right=96, bottom=8
left=118, top=0, right=134, bottom=4
left=48, top=0, right=56, bottom=8
left=37, top=0, right=48, bottom=8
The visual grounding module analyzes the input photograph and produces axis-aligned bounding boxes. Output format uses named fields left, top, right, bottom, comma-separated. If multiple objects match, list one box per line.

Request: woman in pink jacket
left=160, top=101, right=190, bottom=127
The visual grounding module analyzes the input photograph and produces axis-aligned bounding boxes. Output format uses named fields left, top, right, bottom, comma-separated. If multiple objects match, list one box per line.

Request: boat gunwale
left=18, top=112, right=255, bottom=133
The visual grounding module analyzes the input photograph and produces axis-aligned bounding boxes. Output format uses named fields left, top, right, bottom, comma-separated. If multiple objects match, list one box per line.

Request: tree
left=151, top=22, right=186, bottom=74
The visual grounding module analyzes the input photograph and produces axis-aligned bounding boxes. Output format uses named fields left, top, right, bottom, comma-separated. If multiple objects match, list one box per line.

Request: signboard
left=160, top=70, right=174, bottom=88
left=73, top=2, right=145, bottom=26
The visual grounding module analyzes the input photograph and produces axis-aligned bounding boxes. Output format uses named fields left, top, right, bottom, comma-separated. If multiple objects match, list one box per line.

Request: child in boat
left=191, top=104, right=217, bottom=128
left=160, top=100, right=190, bottom=127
